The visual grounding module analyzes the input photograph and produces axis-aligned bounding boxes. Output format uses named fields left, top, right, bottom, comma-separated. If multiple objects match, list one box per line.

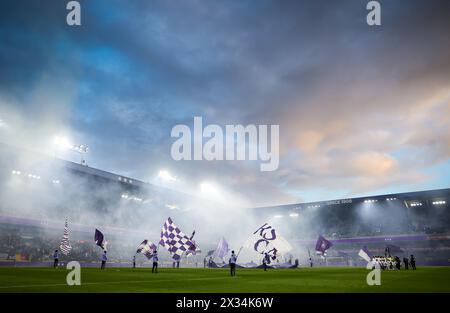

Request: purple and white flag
left=315, top=235, right=333, bottom=255
left=59, top=218, right=72, bottom=255
left=94, top=228, right=107, bottom=251
left=159, top=217, right=196, bottom=261
left=361, top=245, right=372, bottom=258
left=136, top=240, right=157, bottom=259
left=186, top=240, right=201, bottom=256
left=214, top=237, right=230, bottom=259
left=243, top=223, right=293, bottom=260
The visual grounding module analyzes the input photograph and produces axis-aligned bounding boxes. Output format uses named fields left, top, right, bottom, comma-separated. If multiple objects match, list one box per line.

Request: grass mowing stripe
left=0, top=276, right=235, bottom=289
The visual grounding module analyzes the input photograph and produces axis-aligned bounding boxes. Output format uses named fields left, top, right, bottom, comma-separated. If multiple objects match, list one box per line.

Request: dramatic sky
left=0, top=0, right=449, bottom=207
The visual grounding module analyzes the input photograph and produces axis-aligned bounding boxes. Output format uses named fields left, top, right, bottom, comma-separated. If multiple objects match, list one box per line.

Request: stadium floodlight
left=53, top=135, right=89, bottom=165
left=11, top=170, right=21, bottom=175
left=386, top=197, right=397, bottom=201
left=410, top=202, right=422, bottom=207
left=307, top=204, right=320, bottom=209
left=273, top=214, right=284, bottom=218
left=432, top=200, right=446, bottom=205
left=52, top=179, right=60, bottom=184
left=53, top=136, right=72, bottom=149
left=289, top=213, right=299, bottom=218
left=27, top=173, right=40, bottom=180
left=158, top=170, right=178, bottom=182
left=364, top=199, right=378, bottom=204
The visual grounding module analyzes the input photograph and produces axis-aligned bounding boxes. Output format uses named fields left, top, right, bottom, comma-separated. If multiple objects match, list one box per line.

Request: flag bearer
left=410, top=255, right=416, bottom=270
left=263, top=253, right=270, bottom=271
left=53, top=250, right=59, bottom=268
left=229, top=250, right=237, bottom=277
left=403, top=257, right=409, bottom=270
left=152, top=252, right=159, bottom=273
left=133, top=255, right=136, bottom=268
left=101, top=250, right=107, bottom=269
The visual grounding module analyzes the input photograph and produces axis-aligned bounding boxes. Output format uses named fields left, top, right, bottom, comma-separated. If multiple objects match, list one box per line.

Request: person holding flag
left=229, top=250, right=237, bottom=277
left=152, top=251, right=159, bottom=274
left=263, top=252, right=270, bottom=271
left=101, top=250, right=107, bottom=270
left=53, top=250, right=59, bottom=268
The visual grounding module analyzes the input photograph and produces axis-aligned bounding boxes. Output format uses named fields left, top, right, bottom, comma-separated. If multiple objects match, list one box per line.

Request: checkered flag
left=59, top=218, right=72, bottom=255
left=159, top=217, right=196, bottom=261
left=136, top=240, right=157, bottom=259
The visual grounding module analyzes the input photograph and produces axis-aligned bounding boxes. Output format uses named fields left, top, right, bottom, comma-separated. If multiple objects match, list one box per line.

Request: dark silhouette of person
left=101, top=250, right=107, bottom=269
left=229, top=251, right=237, bottom=277
left=403, top=257, right=409, bottom=270
left=410, top=255, right=416, bottom=270
left=395, top=256, right=401, bottom=270
left=53, top=250, right=59, bottom=268
left=132, top=255, right=136, bottom=268
left=262, top=253, right=270, bottom=271
left=152, top=252, right=159, bottom=273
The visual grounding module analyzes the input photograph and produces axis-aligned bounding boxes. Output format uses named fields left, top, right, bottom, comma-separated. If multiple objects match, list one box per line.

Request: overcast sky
left=0, top=0, right=449, bottom=207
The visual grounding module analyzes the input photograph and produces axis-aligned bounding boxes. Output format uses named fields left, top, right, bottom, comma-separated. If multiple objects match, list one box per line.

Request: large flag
left=358, top=248, right=371, bottom=263
left=362, top=245, right=372, bottom=258
left=243, top=223, right=293, bottom=260
left=136, top=240, right=157, bottom=259
left=214, top=237, right=230, bottom=259
left=186, top=240, right=201, bottom=256
left=94, top=228, right=107, bottom=250
left=315, top=235, right=333, bottom=255
left=59, top=218, right=72, bottom=255
left=159, top=217, right=196, bottom=261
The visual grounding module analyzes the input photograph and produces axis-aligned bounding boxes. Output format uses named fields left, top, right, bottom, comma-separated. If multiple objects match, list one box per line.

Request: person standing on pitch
left=53, top=250, right=59, bottom=268
left=101, top=250, right=107, bottom=269
left=132, top=255, right=136, bottom=269
left=152, top=252, right=159, bottom=273
left=263, top=253, right=270, bottom=271
left=403, top=257, right=409, bottom=270
left=229, top=250, right=237, bottom=277
left=410, top=255, right=416, bottom=270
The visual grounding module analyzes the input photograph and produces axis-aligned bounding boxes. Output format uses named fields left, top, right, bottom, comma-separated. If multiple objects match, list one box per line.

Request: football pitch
left=0, top=266, right=449, bottom=293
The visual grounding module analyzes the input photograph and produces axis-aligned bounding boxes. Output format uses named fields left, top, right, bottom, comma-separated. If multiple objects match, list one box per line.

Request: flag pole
left=236, top=246, right=244, bottom=258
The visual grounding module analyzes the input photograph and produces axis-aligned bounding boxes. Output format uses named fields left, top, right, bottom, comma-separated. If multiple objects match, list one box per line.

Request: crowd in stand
left=0, top=231, right=136, bottom=263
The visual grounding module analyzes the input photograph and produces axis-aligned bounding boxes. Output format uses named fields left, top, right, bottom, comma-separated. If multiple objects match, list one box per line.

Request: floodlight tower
left=53, top=136, right=89, bottom=165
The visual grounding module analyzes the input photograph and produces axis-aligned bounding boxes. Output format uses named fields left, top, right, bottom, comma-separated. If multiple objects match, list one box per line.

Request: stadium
left=0, top=0, right=449, bottom=306
left=0, top=143, right=449, bottom=292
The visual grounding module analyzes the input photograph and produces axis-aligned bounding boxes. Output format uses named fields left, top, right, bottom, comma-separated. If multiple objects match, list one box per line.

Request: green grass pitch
left=0, top=266, right=449, bottom=293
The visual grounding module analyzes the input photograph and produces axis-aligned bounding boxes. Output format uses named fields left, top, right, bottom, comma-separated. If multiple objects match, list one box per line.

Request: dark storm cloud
left=0, top=0, right=449, bottom=206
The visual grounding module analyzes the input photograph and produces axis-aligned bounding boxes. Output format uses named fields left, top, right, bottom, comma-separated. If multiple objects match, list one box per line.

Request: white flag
left=243, top=223, right=293, bottom=260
